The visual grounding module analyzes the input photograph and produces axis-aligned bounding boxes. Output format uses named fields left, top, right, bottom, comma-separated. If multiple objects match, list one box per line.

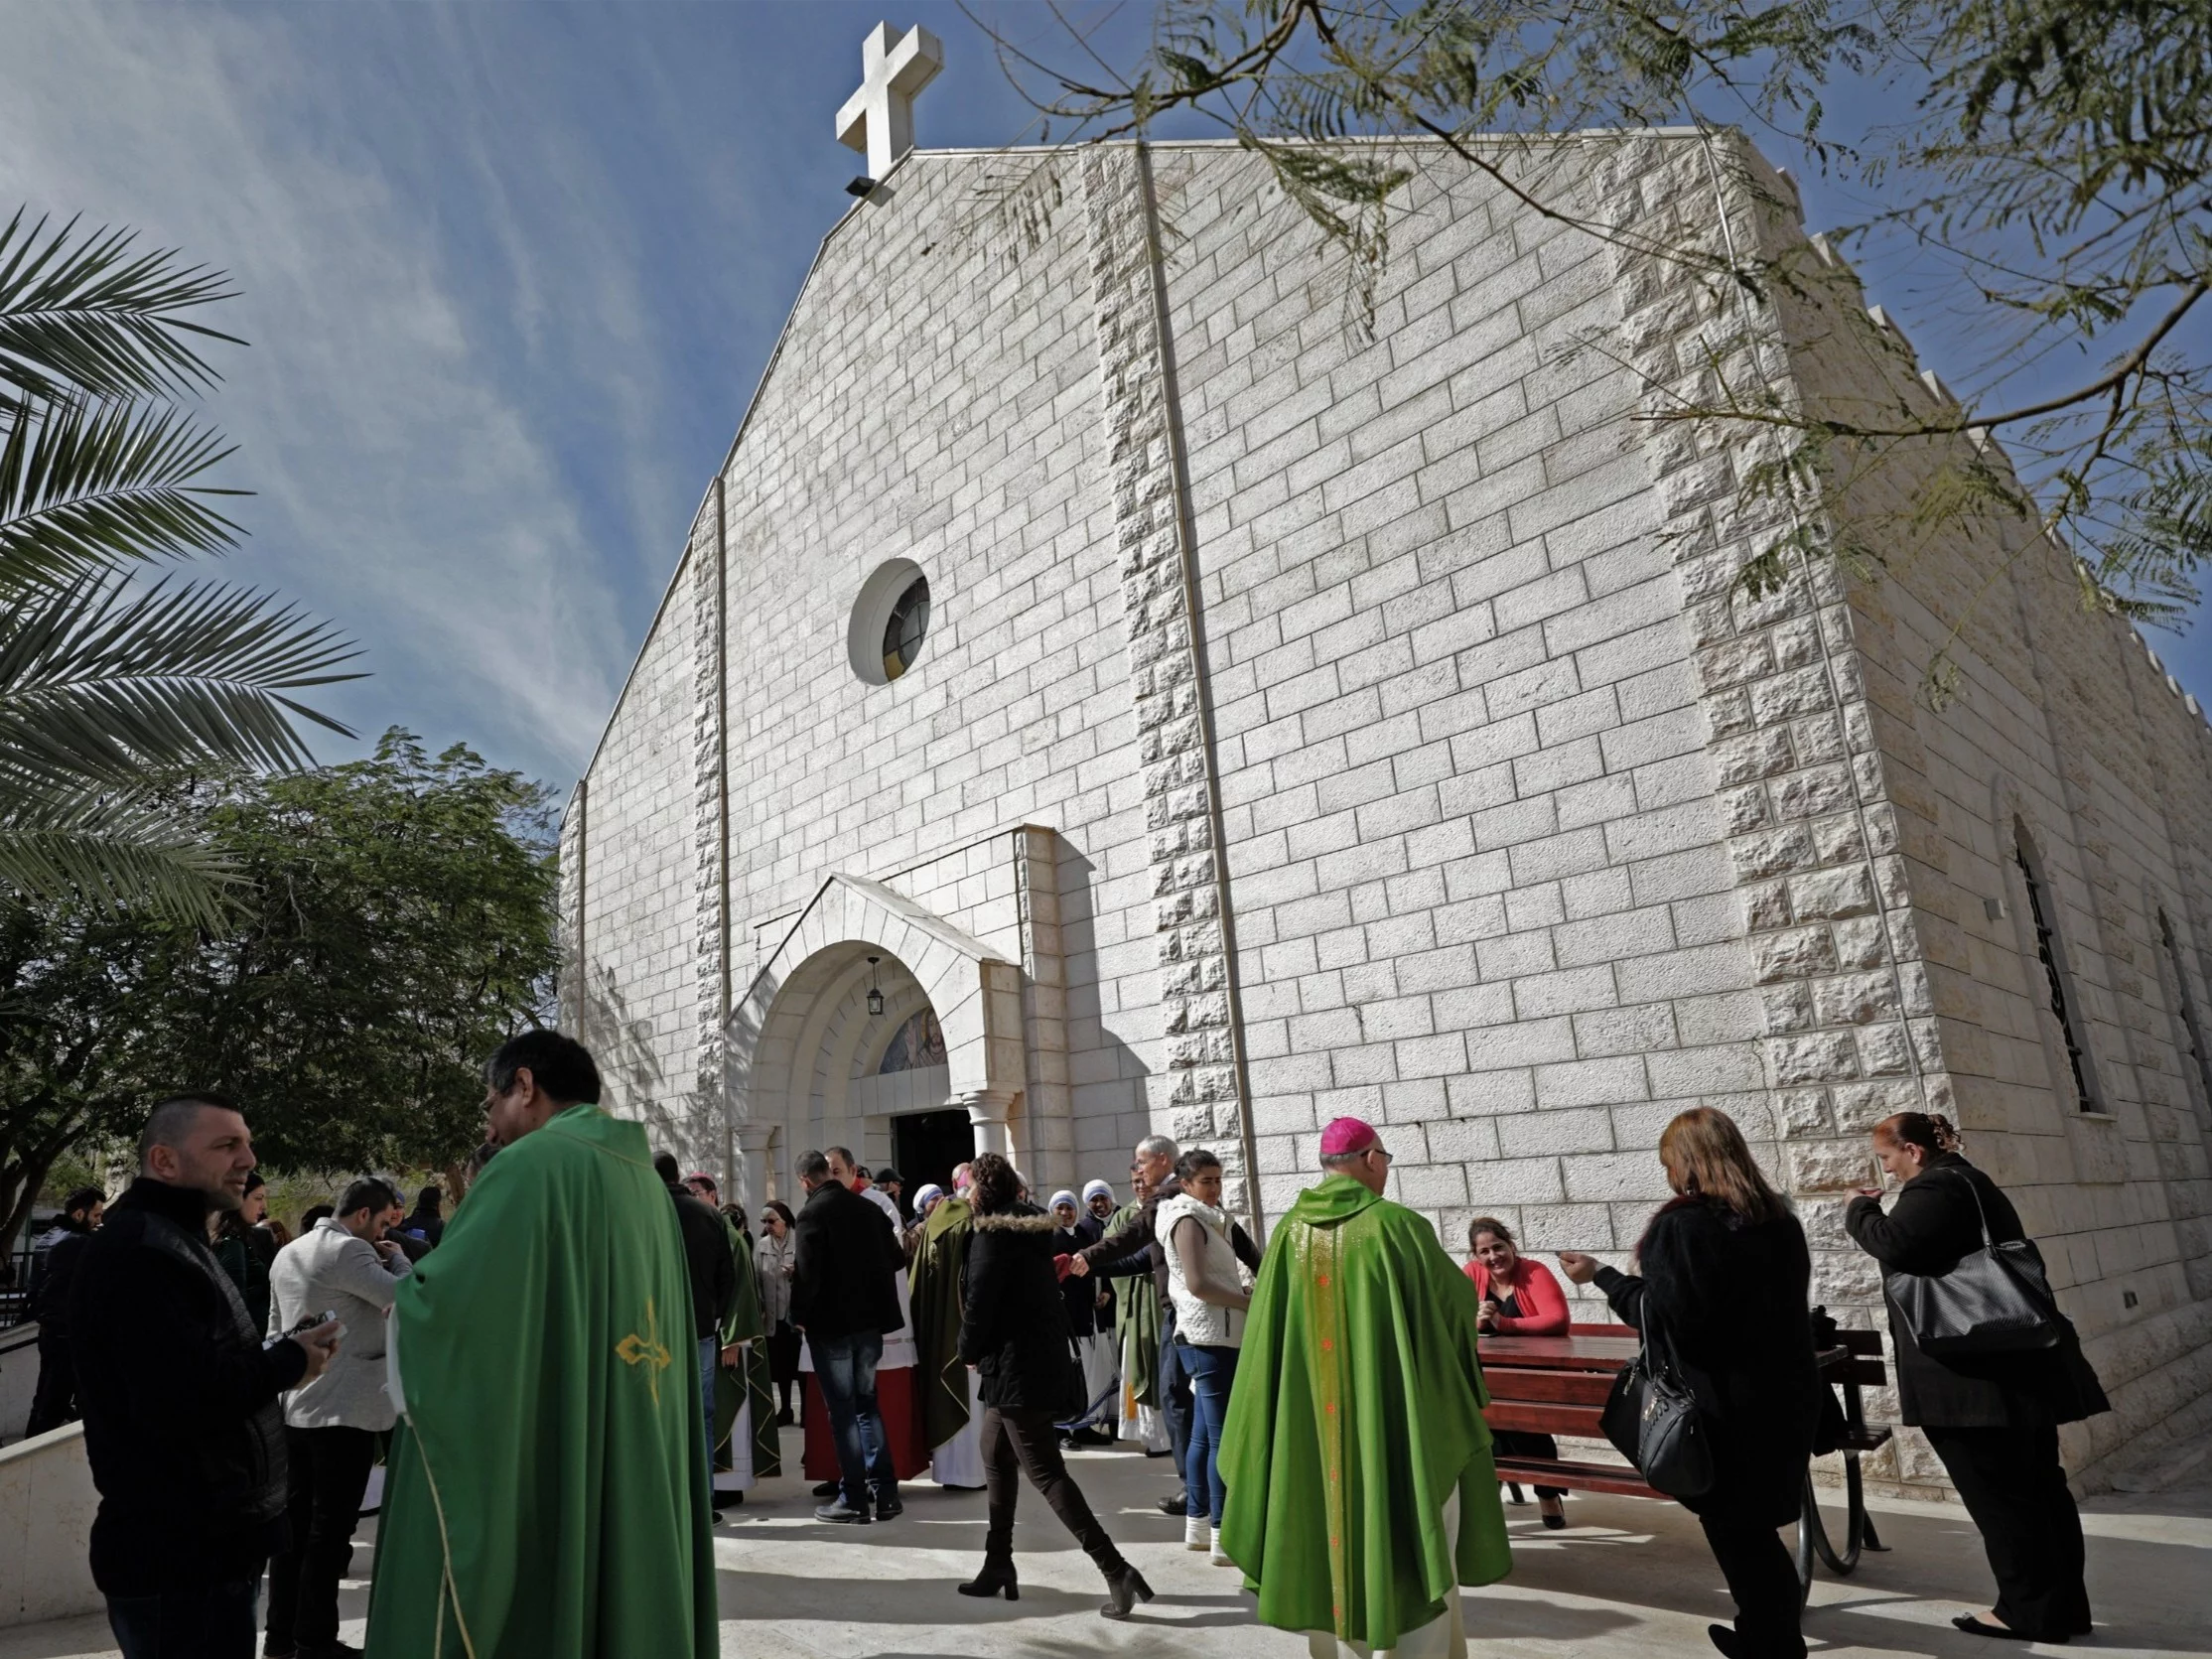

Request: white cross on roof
left=835, top=23, right=944, bottom=183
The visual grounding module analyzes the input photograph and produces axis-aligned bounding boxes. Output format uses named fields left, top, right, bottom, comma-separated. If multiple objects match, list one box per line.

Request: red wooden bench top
left=1480, top=1333, right=1642, bottom=1372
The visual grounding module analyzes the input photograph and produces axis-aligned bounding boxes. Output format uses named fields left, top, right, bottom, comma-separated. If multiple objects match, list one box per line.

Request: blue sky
left=2, top=2, right=2204, bottom=790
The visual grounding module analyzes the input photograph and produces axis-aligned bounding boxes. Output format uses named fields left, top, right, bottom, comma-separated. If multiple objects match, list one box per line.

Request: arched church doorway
left=726, top=873, right=1030, bottom=1219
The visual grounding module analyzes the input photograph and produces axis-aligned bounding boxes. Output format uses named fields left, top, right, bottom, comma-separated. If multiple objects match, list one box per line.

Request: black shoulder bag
left=1881, top=1171, right=2062, bottom=1357
left=1599, top=1298, right=1714, bottom=1499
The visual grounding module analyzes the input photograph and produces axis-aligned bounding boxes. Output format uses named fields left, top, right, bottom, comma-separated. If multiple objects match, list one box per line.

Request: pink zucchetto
left=1318, top=1116, right=1379, bottom=1158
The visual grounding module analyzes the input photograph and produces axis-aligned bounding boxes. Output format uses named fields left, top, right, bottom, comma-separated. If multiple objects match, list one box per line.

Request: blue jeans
left=811, top=1328, right=897, bottom=1509
left=107, top=1575, right=261, bottom=1659
left=1181, top=1341, right=1239, bottom=1523
left=698, top=1336, right=719, bottom=1500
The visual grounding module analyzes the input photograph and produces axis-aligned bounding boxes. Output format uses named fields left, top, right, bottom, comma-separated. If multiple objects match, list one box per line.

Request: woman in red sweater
left=1464, top=1216, right=1571, bottom=1527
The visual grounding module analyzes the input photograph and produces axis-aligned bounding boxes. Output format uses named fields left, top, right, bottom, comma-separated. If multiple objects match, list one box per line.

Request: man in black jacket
left=655, top=1151, right=737, bottom=1519
left=69, top=1095, right=342, bottom=1659
left=789, top=1147, right=904, bottom=1524
left=24, top=1184, right=103, bottom=1437
left=1067, top=1134, right=1262, bottom=1513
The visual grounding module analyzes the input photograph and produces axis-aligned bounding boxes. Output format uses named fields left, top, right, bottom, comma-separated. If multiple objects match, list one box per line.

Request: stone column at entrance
left=957, top=1089, right=1019, bottom=1159
left=736, top=1123, right=774, bottom=1219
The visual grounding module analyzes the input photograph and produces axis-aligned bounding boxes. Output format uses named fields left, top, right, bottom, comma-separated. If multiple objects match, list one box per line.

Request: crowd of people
left=7, top=1026, right=2114, bottom=1659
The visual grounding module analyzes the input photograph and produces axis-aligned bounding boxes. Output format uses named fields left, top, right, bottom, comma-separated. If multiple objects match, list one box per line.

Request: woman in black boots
left=1560, top=1107, right=1820, bottom=1659
left=955, top=1153, right=1153, bottom=1620
left=1846, top=1111, right=2108, bottom=1643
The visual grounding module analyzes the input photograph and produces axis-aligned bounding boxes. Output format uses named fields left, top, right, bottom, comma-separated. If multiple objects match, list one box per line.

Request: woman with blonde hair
left=1560, top=1107, right=1819, bottom=1659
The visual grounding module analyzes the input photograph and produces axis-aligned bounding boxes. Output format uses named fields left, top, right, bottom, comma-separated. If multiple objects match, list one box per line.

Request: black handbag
left=1600, top=1303, right=1715, bottom=1499
left=1882, top=1172, right=2063, bottom=1357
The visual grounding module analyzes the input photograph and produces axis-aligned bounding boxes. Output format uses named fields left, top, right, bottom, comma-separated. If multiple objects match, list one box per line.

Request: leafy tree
left=0, top=210, right=359, bottom=923
left=988, top=0, right=2212, bottom=659
left=0, top=731, right=556, bottom=1240
left=0, top=899, right=163, bottom=1245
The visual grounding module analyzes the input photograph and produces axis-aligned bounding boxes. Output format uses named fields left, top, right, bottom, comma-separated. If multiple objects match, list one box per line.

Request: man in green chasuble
left=703, top=1190, right=780, bottom=1488
left=908, top=1184, right=982, bottom=1486
left=365, top=1032, right=718, bottom=1659
left=1219, top=1116, right=1510, bottom=1659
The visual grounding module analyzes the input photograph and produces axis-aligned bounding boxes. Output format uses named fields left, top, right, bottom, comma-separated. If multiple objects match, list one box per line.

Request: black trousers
left=980, top=1406, right=1126, bottom=1579
left=265, top=1425, right=376, bottom=1651
left=1491, top=1429, right=1565, bottom=1501
left=1699, top=1510, right=1806, bottom=1659
left=767, top=1319, right=800, bottom=1414
left=25, top=1335, right=78, bottom=1437
left=1159, top=1305, right=1193, bottom=1474
left=107, top=1572, right=263, bottom=1659
left=1926, top=1423, right=2091, bottom=1640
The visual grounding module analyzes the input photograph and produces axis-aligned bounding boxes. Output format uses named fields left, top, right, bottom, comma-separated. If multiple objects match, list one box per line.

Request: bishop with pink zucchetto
left=1217, top=1117, right=1511, bottom=1658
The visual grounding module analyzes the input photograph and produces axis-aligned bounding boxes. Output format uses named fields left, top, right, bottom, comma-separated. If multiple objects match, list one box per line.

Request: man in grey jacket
left=262, top=1176, right=410, bottom=1659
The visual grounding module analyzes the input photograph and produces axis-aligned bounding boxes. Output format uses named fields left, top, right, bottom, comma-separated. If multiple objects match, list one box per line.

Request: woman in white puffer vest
left=1156, top=1148, right=1252, bottom=1564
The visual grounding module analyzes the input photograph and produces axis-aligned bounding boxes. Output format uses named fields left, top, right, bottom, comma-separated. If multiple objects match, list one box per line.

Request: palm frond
left=0, top=209, right=241, bottom=411
left=0, top=786, right=238, bottom=930
left=0, top=575, right=361, bottom=793
left=0, top=394, right=243, bottom=591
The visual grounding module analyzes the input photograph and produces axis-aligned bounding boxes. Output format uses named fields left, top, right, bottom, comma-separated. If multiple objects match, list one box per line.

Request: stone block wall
left=1738, top=166, right=2212, bottom=1483
left=564, top=579, right=698, bottom=1150
left=560, top=151, right=1184, bottom=1191
left=1160, top=139, right=1764, bottom=1265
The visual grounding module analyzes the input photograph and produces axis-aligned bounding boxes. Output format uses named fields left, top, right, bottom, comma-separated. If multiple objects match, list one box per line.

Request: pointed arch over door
left=724, top=873, right=1027, bottom=1213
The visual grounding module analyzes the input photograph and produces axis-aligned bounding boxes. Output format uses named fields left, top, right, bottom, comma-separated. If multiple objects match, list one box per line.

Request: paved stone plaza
left=4, top=1432, right=2207, bottom=1659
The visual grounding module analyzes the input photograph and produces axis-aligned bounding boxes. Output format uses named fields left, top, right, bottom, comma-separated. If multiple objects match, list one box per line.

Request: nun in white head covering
left=1051, top=1187, right=1120, bottom=1447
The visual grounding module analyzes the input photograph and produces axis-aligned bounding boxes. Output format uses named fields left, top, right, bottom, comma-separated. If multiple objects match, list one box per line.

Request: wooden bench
left=1478, top=1321, right=1893, bottom=1594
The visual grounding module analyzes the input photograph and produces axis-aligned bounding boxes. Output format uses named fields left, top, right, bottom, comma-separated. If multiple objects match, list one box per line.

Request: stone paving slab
left=5, top=1429, right=2206, bottom=1658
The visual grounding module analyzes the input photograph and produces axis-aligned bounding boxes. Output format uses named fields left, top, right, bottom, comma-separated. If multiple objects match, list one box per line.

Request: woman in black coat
left=955, top=1153, right=1152, bottom=1619
left=1562, top=1107, right=1820, bottom=1659
left=1845, top=1112, right=2108, bottom=1643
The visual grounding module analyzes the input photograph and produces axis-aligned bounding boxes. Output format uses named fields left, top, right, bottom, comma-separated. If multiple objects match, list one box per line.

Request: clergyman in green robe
left=365, top=1032, right=718, bottom=1659
left=1219, top=1116, right=1510, bottom=1659
left=1104, top=1196, right=1166, bottom=1448
left=907, top=1191, right=973, bottom=1452
left=712, top=1209, right=780, bottom=1483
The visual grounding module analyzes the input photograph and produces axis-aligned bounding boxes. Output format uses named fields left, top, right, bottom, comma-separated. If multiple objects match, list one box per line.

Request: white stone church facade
left=559, top=128, right=2212, bottom=1492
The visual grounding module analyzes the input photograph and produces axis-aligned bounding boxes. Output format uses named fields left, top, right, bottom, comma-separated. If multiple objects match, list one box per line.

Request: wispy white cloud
left=0, top=1, right=639, bottom=779
left=0, top=0, right=1146, bottom=784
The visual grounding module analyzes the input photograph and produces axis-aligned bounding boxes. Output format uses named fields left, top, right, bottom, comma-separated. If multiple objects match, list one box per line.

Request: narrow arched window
left=2015, top=825, right=2095, bottom=1111
left=2158, top=908, right=2212, bottom=1120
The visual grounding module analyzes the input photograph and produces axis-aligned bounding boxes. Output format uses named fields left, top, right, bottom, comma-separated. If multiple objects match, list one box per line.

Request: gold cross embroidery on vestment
left=616, top=1295, right=674, bottom=1406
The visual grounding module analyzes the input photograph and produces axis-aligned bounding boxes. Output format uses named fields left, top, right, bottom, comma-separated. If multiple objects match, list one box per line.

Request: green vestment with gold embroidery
left=907, top=1197, right=972, bottom=1449
left=712, top=1213, right=779, bottom=1478
left=1105, top=1200, right=1162, bottom=1408
left=1218, top=1173, right=1511, bottom=1651
left=364, top=1104, right=718, bottom=1659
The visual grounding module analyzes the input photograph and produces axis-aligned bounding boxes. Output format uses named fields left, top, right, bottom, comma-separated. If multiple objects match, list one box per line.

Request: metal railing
left=1, top=1246, right=40, bottom=1329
